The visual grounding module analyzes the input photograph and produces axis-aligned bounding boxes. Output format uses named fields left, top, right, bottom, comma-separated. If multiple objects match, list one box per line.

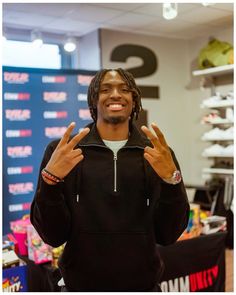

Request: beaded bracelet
left=41, top=168, right=64, bottom=183
left=41, top=173, right=57, bottom=184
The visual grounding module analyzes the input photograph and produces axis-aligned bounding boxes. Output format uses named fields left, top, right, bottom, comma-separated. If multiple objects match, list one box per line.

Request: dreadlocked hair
left=87, top=68, right=142, bottom=122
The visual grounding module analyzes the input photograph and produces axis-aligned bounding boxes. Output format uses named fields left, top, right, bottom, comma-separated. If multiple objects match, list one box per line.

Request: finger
left=71, top=148, right=82, bottom=158
left=68, top=127, right=90, bottom=149
left=143, top=152, right=155, bottom=165
left=151, top=123, right=168, bottom=146
left=74, top=154, right=84, bottom=163
left=141, top=125, right=162, bottom=149
left=144, top=146, right=162, bottom=157
left=58, top=122, right=76, bottom=147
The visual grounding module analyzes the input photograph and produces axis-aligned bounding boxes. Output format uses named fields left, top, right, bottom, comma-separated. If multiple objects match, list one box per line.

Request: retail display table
left=158, top=232, right=226, bottom=292
left=20, top=232, right=226, bottom=292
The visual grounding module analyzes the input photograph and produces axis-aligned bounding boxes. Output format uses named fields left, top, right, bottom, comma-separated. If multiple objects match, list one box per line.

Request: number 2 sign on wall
left=110, top=44, right=159, bottom=99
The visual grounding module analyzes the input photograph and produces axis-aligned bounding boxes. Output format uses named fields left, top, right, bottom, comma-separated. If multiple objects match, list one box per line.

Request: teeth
left=110, top=104, right=122, bottom=108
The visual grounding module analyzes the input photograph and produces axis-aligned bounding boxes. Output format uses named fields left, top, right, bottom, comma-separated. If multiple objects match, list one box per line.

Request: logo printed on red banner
left=77, top=93, right=87, bottom=101
left=5, top=109, right=31, bottom=121
left=42, top=76, right=66, bottom=83
left=4, top=72, right=29, bottom=84
left=6, top=129, right=32, bottom=138
left=77, top=75, right=94, bottom=85
left=160, top=265, right=219, bottom=292
left=7, top=166, right=33, bottom=175
left=9, top=182, right=34, bottom=195
left=43, top=111, right=68, bottom=119
left=43, top=92, right=67, bottom=103
left=78, top=109, right=91, bottom=120
left=8, top=202, right=31, bottom=212
left=7, top=146, right=32, bottom=158
left=45, top=127, right=67, bottom=138
left=4, top=92, right=30, bottom=100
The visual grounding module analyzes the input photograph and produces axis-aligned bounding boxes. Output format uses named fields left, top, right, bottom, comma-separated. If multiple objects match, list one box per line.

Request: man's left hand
left=141, top=123, right=177, bottom=180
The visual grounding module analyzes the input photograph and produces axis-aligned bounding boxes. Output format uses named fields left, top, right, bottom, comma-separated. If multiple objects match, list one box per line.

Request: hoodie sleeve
left=153, top=149, right=190, bottom=246
left=30, top=141, right=71, bottom=247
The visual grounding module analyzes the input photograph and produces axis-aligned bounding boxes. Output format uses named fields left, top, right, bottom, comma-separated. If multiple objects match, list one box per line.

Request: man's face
left=97, top=70, right=134, bottom=125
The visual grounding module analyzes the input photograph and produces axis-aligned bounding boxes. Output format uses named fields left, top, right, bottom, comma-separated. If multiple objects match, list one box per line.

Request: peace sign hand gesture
left=141, top=123, right=177, bottom=181
left=45, top=122, right=90, bottom=180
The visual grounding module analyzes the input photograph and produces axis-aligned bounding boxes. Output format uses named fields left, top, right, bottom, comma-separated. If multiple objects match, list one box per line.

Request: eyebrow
left=100, top=82, right=128, bottom=87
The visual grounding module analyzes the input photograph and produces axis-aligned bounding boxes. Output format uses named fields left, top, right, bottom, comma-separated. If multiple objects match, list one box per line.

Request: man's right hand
left=44, top=122, right=90, bottom=180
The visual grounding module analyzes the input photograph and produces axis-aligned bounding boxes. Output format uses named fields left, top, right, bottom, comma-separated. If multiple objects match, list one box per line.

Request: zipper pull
left=147, top=198, right=150, bottom=207
left=76, top=194, right=79, bottom=203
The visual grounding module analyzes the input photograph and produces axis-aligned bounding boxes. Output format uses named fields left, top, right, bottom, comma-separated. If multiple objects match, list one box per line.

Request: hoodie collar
left=79, top=122, right=147, bottom=149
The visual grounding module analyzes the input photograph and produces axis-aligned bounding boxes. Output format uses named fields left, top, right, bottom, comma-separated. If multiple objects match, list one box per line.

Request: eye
left=100, top=88, right=109, bottom=93
left=121, top=87, right=130, bottom=93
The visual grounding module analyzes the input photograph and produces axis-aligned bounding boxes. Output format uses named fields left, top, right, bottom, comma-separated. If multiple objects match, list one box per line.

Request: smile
left=107, top=103, right=125, bottom=111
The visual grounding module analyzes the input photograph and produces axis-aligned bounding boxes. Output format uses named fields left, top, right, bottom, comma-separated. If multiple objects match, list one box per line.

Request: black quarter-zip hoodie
left=30, top=122, right=189, bottom=291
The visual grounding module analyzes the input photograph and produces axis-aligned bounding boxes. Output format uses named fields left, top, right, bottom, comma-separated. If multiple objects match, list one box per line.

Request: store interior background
left=3, top=2, right=233, bottom=188
left=2, top=2, right=234, bottom=292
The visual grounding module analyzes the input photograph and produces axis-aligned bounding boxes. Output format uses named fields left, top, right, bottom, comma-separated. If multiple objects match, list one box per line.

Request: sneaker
left=201, top=92, right=222, bottom=108
left=222, top=144, right=234, bottom=157
left=225, top=90, right=234, bottom=100
left=222, top=127, right=234, bottom=140
left=202, top=128, right=225, bottom=140
left=201, top=113, right=227, bottom=124
left=202, top=144, right=225, bottom=157
left=226, top=108, right=234, bottom=122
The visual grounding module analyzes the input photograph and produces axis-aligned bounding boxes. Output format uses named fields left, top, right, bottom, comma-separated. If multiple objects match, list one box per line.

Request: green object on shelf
left=198, top=38, right=233, bottom=69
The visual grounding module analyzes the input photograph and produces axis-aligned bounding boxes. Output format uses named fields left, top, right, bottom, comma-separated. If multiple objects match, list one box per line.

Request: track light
left=163, top=3, right=178, bottom=20
left=64, top=37, right=77, bottom=52
left=31, top=30, right=43, bottom=47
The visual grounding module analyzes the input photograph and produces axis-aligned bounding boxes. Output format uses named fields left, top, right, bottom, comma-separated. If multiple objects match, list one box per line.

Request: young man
left=30, top=68, right=189, bottom=292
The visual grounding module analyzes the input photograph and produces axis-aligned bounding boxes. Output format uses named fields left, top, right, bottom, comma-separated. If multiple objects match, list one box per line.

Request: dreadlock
left=87, top=68, right=142, bottom=122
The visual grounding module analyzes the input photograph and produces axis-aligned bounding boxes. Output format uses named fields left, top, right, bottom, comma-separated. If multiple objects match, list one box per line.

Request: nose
left=110, top=87, right=121, bottom=99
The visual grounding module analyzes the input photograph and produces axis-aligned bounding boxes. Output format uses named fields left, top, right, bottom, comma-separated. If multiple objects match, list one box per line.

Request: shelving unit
left=192, top=65, right=234, bottom=178
left=202, top=168, right=234, bottom=175
left=192, top=64, right=234, bottom=77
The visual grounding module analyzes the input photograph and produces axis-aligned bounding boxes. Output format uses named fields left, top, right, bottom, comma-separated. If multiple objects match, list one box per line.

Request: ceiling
left=3, top=3, right=234, bottom=42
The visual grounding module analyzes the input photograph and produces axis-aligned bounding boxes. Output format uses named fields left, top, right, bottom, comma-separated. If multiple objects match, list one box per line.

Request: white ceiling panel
left=44, top=18, right=97, bottom=35
left=178, top=6, right=233, bottom=24
left=106, top=12, right=157, bottom=28
left=2, top=3, right=234, bottom=41
left=91, top=3, right=146, bottom=12
left=67, top=4, right=125, bottom=23
left=3, top=11, right=56, bottom=28
left=133, top=3, right=199, bottom=18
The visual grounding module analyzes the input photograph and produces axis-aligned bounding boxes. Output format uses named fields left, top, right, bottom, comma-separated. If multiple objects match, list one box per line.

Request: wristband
left=41, top=168, right=64, bottom=183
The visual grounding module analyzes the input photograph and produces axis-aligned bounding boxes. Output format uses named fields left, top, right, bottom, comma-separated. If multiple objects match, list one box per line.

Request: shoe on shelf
left=225, top=90, right=234, bottom=100
left=202, top=127, right=225, bottom=140
left=201, top=92, right=222, bottom=108
left=201, top=113, right=226, bottom=124
left=222, top=144, right=234, bottom=157
left=222, top=126, right=234, bottom=140
left=202, top=144, right=225, bottom=157
left=226, top=108, right=234, bottom=122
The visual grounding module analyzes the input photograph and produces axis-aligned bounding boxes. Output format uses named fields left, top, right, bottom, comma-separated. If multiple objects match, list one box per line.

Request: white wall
left=78, top=30, right=101, bottom=70
left=100, top=27, right=233, bottom=186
